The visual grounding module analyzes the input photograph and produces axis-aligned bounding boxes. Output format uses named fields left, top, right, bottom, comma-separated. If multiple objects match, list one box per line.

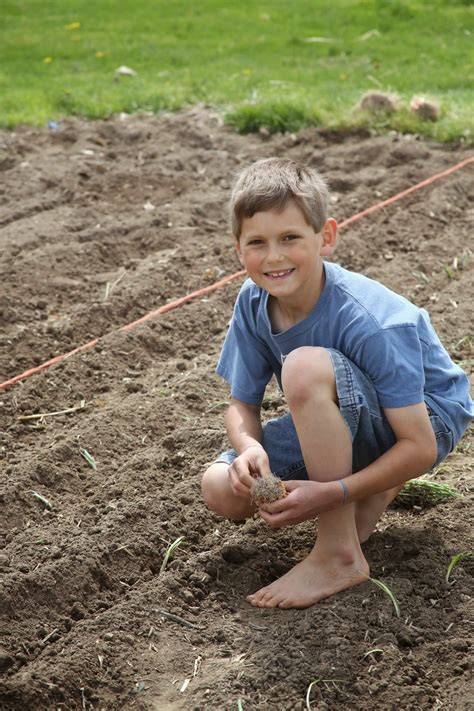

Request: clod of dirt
left=221, top=543, right=247, bottom=564
left=410, top=96, right=440, bottom=121
left=251, top=475, right=287, bottom=506
left=357, top=91, right=399, bottom=114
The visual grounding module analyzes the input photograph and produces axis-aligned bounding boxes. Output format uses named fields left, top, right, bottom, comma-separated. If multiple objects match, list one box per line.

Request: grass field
left=1, top=0, right=473, bottom=139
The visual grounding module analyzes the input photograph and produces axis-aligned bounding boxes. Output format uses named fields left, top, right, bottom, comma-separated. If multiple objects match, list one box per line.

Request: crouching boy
left=201, top=158, right=473, bottom=609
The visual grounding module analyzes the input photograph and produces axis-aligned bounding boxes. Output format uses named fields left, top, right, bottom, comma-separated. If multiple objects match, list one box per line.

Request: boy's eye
left=247, top=239, right=264, bottom=246
left=283, top=233, right=299, bottom=241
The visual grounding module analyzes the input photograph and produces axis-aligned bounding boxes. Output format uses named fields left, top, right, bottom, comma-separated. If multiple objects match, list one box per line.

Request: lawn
left=1, top=0, right=473, bottom=139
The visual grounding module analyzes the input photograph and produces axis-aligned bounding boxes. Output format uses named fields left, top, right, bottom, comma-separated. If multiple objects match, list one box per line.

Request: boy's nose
left=266, top=244, right=283, bottom=263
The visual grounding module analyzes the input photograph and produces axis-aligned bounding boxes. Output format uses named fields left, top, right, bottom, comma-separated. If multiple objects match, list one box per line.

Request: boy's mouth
left=264, top=268, right=294, bottom=280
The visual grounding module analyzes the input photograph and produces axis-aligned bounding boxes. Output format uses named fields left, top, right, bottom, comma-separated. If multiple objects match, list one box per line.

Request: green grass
left=1, top=0, right=473, bottom=139
left=394, top=477, right=460, bottom=508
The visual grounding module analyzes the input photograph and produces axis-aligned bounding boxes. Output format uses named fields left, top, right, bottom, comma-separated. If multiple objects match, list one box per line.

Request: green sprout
left=366, top=575, right=401, bottom=618
left=80, top=448, right=97, bottom=470
left=160, top=536, right=185, bottom=574
left=446, top=551, right=472, bottom=584
left=30, top=490, right=52, bottom=510
left=306, top=678, right=346, bottom=709
left=362, top=648, right=384, bottom=660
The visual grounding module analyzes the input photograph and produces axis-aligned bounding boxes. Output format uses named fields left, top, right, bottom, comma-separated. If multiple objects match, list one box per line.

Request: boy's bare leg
left=355, top=485, right=404, bottom=543
left=202, top=463, right=257, bottom=520
left=247, top=348, right=370, bottom=609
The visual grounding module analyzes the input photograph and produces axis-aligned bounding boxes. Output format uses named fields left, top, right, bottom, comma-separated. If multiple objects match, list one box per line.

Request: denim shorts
left=215, top=349, right=453, bottom=480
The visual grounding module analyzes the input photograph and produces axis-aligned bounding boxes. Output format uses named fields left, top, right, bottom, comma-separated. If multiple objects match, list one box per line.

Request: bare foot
left=246, top=549, right=369, bottom=609
left=356, top=486, right=404, bottom=543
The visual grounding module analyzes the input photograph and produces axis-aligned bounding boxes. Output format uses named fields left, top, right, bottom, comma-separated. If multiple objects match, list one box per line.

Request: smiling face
left=235, top=200, right=337, bottom=316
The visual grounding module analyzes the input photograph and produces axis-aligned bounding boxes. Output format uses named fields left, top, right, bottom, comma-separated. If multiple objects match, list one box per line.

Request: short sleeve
left=216, top=295, right=273, bottom=405
left=358, top=326, right=425, bottom=408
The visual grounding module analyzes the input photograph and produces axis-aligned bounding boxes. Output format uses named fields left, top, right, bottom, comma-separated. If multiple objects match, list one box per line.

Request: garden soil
left=1, top=107, right=473, bottom=710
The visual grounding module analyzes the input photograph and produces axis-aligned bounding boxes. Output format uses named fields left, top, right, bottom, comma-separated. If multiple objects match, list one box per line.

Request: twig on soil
left=154, top=608, right=202, bottom=630
left=446, top=551, right=472, bottom=584
left=41, top=628, right=59, bottom=645
left=18, top=400, right=86, bottom=421
left=114, top=544, right=134, bottom=556
left=247, top=622, right=268, bottom=631
left=103, top=270, right=126, bottom=301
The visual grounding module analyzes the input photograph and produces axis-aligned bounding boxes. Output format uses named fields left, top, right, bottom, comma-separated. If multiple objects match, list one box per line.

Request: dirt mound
left=1, top=107, right=472, bottom=710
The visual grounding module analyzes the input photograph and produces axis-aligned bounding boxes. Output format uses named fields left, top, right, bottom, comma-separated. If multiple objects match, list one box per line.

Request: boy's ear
left=234, top=237, right=245, bottom=266
left=320, top=218, right=337, bottom=256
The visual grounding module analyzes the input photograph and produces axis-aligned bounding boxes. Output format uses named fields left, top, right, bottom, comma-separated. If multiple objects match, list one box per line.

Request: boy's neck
left=268, top=266, right=326, bottom=332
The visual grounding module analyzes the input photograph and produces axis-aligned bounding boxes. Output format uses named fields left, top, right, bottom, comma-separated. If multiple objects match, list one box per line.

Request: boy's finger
left=283, top=480, right=304, bottom=491
left=260, top=495, right=292, bottom=514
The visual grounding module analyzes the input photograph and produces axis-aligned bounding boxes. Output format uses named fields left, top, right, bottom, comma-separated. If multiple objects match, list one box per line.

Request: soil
left=0, top=106, right=473, bottom=711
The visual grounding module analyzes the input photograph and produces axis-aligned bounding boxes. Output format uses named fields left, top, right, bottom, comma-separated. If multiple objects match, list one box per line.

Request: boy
left=201, top=158, right=473, bottom=609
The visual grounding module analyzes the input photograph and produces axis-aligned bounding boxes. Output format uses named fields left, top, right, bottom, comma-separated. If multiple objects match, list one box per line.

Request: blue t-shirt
left=216, top=261, right=473, bottom=445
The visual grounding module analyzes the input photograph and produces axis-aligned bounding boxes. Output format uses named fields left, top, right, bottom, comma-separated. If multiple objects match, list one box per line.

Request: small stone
left=181, top=589, right=194, bottom=602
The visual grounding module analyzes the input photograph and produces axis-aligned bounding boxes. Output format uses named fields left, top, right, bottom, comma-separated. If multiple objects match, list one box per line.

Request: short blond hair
left=230, top=157, right=329, bottom=239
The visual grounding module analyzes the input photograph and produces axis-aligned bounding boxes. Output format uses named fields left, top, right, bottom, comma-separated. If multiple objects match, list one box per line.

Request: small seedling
left=80, top=448, right=97, bottom=470
left=160, top=536, right=185, bottom=574
left=306, top=678, right=346, bottom=709
left=443, top=263, right=454, bottom=279
left=251, top=474, right=287, bottom=506
left=394, top=478, right=459, bottom=508
left=206, top=400, right=229, bottom=411
left=366, top=575, right=400, bottom=617
left=30, top=490, right=52, bottom=510
left=362, top=648, right=384, bottom=660
left=446, top=551, right=472, bottom=584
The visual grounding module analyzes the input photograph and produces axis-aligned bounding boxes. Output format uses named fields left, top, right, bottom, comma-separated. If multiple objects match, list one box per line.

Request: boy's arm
left=343, top=401, right=438, bottom=501
left=225, top=397, right=264, bottom=452
left=225, top=397, right=273, bottom=498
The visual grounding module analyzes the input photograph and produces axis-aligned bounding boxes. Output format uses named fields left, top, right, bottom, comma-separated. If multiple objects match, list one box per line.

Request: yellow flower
left=242, top=69, right=252, bottom=76
left=65, top=21, right=81, bottom=30
left=42, top=57, right=53, bottom=64
left=95, top=51, right=105, bottom=59
left=339, top=73, right=347, bottom=81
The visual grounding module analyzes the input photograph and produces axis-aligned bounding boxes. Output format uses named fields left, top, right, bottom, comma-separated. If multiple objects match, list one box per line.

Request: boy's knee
left=282, top=347, right=336, bottom=404
left=201, top=465, right=221, bottom=509
left=201, top=464, right=253, bottom=520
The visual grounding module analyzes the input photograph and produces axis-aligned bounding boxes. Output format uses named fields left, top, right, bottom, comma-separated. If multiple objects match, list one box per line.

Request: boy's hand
left=228, top=445, right=272, bottom=499
left=258, top=480, right=333, bottom=527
